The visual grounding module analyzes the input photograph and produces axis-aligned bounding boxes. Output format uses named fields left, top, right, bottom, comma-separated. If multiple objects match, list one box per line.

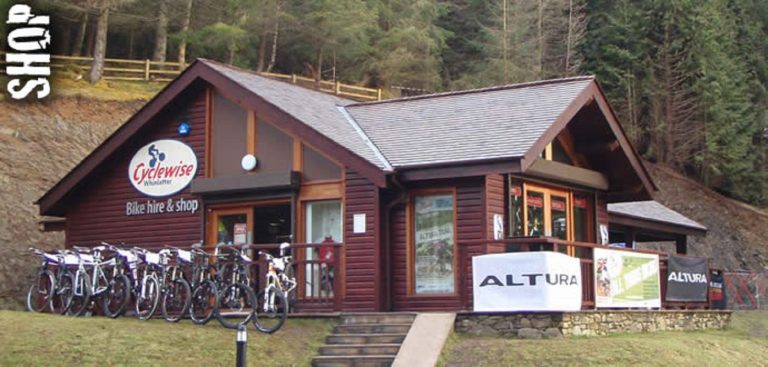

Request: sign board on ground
left=594, top=248, right=660, bottom=308
left=472, top=251, right=582, bottom=312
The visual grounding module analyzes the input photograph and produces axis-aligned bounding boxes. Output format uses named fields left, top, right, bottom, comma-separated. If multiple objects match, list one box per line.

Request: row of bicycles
left=26, top=241, right=296, bottom=333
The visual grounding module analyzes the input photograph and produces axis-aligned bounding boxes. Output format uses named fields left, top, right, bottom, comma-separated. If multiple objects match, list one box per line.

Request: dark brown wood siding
left=596, top=191, right=609, bottom=228
left=343, top=170, right=380, bottom=311
left=66, top=89, right=207, bottom=247
left=390, top=177, right=484, bottom=311
left=485, top=174, right=505, bottom=239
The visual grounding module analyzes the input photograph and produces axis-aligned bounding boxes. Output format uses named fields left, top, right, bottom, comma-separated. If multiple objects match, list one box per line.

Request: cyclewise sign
left=128, top=139, right=197, bottom=197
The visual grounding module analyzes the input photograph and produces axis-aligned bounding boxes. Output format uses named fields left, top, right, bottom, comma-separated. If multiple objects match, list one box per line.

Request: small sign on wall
left=599, top=224, right=609, bottom=245
left=493, top=214, right=504, bottom=240
left=233, top=223, right=247, bottom=245
left=353, top=213, right=366, bottom=234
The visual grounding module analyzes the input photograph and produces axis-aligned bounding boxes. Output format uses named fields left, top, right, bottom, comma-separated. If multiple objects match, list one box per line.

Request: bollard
left=236, top=324, right=247, bottom=367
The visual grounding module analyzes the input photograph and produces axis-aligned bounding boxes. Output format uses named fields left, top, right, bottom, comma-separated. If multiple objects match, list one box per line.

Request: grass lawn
left=0, top=311, right=333, bottom=366
left=439, top=311, right=768, bottom=367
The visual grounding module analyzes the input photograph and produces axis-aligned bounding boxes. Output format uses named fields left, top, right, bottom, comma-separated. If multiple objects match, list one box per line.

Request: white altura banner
left=472, top=252, right=582, bottom=312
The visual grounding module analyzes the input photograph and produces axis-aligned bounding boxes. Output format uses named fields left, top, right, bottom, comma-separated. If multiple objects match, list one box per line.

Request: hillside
left=646, top=163, right=768, bottom=271
left=0, top=79, right=155, bottom=307
left=0, top=89, right=766, bottom=307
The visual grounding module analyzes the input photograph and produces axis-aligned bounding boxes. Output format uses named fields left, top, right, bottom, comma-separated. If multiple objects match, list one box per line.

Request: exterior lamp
left=241, top=154, right=258, bottom=171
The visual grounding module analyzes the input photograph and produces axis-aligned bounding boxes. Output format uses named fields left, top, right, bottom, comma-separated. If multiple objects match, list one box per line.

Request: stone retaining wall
left=455, top=310, right=731, bottom=339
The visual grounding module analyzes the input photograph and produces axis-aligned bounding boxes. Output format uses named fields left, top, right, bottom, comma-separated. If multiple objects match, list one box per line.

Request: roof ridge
left=346, top=75, right=595, bottom=107
left=198, top=58, right=355, bottom=104
left=336, top=106, right=393, bottom=172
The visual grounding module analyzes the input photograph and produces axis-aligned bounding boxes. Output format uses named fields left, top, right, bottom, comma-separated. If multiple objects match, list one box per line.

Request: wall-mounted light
left=241, top=154, right=258, bottom=171
left=178, top=121, right=190, bottom=136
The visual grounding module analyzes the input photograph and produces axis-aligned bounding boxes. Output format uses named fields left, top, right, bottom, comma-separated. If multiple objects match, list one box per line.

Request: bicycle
left=160, top=247, right=192, bottom=323
left=26, top=248, right=57, bottom=313
left=67, top=246, right=116, bottom=316
left=132, top=247, right=165, bottom=320
left=214, top=243, right=257, bottom=329
left=100, top=243, right=134, bottom=318
left=253, top=242, right=296, bottom=333
left=189, top=246, right=218, bottom=325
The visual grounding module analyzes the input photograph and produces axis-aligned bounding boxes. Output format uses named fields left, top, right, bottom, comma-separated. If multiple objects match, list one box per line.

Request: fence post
left=377, top=88, right=382, bottom=101
left=334, top=81, right=340, bottom=95
left=291, top=74, right=297, bottom=84
left=144, top=59, right=150, bottom=80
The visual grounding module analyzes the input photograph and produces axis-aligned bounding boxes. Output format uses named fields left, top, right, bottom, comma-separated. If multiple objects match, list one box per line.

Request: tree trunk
left=177, top=0, right=193, bottom=69
left=565, top=0, right=573, bottom=74
left=152, top=0, right=168, bottom=62
left=256, top=31, right=268, bottom=72
left=89, top=3, right=110, bottom=84
left=315, top=46, right=323, bottom=85
left=227, top=47, right=235, bottom=65
left=537, top=0, right=544, bottom=78
left=128, top=30, right=135, bottom=59
left=266, top=2, right=281, bottom=73
left=72, top=12, right=88, bottom=56
left=57, top=22, right=72, bottom=55
left=502, top=0, right=508, bottom=83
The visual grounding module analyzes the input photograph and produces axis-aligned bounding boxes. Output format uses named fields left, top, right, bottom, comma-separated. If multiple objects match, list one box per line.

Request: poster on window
left=414, top=195, right=455, bottom=294
left=666, top=255, right=708, bottom=302
left=594, top=248, right=661, bottom=308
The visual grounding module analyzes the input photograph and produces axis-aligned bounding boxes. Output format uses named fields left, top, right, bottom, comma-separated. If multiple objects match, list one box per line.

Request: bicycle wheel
left=26, top=270, right=55, bottom=313
left=253, top=286, right=287, bottom=334
left=67, top=271, right=91, bottom=316
left=135, top=277, right=160, bottom=321
left=51, top=271, right=75, bottom=314
left=102, top=274, right=131, bottom=318
left=161, top=278, right=191, bottom=323
left=190, top=279, right=217, bottom=325
left=215, top=283, right=256, bottom=329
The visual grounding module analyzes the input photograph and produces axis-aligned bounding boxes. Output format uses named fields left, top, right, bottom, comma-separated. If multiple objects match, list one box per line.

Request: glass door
left=524, top=184, right=573, bottom=255
left=207, top=208, right=253, bottom=246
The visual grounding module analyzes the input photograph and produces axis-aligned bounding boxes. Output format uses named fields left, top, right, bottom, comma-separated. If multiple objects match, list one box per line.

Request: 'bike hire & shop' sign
left=125, top=139, right=199, bottom=216
left=594, top=248, right=661, bottom=308
left=472, top=252, right=582, bottom=312
left=665, top=255, right=708, bottom=302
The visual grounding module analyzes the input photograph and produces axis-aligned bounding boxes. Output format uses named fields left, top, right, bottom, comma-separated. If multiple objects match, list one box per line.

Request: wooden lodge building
left=37, top=59, right=707, bottom=313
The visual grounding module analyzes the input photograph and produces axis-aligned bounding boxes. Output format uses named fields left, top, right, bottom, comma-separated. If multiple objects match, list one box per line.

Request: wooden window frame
left=407, top=188, right=459, bottom=297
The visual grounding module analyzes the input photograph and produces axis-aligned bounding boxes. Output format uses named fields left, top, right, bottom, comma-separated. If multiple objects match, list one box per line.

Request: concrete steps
left=311, top=313, right=416, bottom=367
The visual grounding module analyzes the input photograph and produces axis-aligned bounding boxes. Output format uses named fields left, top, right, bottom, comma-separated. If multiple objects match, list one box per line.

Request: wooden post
left=291, top=74, right=297, bottom=84
left=334, top=81, right=340, bottom=95
left=377, top=88, right=382, bottom=101
left=144, top=59, right=150, bottom=80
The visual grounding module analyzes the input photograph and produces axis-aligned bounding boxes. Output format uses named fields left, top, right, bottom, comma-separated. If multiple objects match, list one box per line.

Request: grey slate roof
left=207, top=61, right=595, bottom=170
left=204, top=61, right=392, bottom=171
left=608, top=201, right=707, bottom=231
left=344, top=77, right=594, bottom=168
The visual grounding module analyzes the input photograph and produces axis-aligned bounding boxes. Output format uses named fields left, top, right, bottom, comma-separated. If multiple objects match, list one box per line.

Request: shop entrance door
left=207, top=201, right=292, bottom=246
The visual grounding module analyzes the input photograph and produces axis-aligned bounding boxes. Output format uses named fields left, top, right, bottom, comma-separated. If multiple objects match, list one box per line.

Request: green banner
left=594, top=248, right=660, bottom=308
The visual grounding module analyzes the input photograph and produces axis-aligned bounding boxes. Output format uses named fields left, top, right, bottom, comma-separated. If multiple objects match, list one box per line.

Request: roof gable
left=345, top=77, right=593, bottom=168
left=38, top=59, right=389, bottom=216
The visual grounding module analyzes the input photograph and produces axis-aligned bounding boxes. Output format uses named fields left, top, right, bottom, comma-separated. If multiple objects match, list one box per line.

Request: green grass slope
left=439, top=311, right=768, bottom=367
left=0, top=311, right=331, bottom=366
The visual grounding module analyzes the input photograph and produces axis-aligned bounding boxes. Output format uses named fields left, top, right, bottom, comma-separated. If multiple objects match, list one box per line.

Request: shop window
left=256, top=119, right=293, bottom=173
left=509, top=179, right=523, bottom=237
left=551, top=195, right=568, bottom=240
left=302, top=145, right=342, bottom=182
left=216, top=213, right=249, bottom=245
left=212, top=92, right=248, bottom=177
left=573, top=195, right=592, bottom=242
left=526, top=191, right=545, bottom=237
left=305, top=200, right=342, bottom=297
left=413, top=193, right=455, bottom=295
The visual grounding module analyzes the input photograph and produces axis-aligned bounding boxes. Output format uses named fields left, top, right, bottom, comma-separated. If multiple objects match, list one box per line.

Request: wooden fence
left=0, top=53, right=382, bottom=101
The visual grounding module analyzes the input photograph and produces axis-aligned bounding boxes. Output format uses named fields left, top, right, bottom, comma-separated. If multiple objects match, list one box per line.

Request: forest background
left=1, top=0, right=767, bottom=207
